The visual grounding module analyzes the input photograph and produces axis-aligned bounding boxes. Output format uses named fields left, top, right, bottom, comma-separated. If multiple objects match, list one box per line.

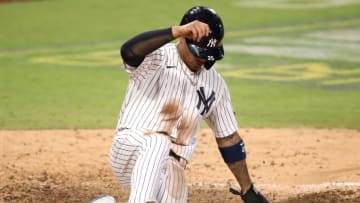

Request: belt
left=169, top=150, right=187, bottom=169
left=144, top=130, right=169, bottom=136
left=118, top=128, right=187, bottom=167
left=169, top=150, right=181, bottom=161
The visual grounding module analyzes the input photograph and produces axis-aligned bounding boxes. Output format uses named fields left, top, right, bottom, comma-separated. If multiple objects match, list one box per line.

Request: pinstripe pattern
left=157, top=158, right=187, bottom=203
left=110, top=129, right=187, bottom=203
left=111, top=43, right=238, bottom=202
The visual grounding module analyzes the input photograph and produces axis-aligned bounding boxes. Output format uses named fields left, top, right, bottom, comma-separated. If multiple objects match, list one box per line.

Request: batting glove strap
left=229, top=184, right=269, bottom=203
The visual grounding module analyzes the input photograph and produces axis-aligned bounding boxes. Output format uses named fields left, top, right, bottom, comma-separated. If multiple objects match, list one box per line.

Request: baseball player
left=110, top=6, right=269, bottom=203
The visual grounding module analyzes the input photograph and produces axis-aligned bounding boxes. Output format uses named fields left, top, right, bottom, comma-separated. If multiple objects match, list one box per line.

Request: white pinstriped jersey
left=116, top=43, right=238, bottom=161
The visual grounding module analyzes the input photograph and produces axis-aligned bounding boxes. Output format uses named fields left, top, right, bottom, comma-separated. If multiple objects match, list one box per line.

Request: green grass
left=0, top=0, right=359, bottom=129
left=1, top=0, right=359, bottom=48
left=229, top=80, right=360, bottom=128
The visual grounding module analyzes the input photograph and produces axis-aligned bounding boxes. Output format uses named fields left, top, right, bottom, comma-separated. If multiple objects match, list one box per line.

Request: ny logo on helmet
left=207, top=38, right=217, bottom=48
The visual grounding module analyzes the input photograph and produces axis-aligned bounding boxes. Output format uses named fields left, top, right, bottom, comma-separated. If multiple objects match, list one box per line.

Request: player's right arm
left=120, top=21, right=209, bottom=67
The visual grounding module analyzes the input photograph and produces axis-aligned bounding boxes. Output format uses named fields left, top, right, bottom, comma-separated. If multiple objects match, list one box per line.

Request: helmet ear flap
left=204, top=61, right=215, bottom=70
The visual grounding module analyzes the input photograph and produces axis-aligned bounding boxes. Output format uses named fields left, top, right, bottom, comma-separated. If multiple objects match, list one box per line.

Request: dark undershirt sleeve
left=120, top=27, right=175, bottom=67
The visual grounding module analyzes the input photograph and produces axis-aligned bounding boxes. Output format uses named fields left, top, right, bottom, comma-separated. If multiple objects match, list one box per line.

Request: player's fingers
left=196, top=27, right=204, bottom=42
left=196, top=21, right=210, bottom=41
left=196, top=23, right=207, bottom=41
left=181, top=20, right=209, bottom=41
left=186, top=20, right=200, bottom=41
left=204, top=24, right=210, bottom=37
left=200, top=24, right=210, bottom=40
left=194, top=25, right=203, bottom=42
left=190, top=27, right=198, bottom=41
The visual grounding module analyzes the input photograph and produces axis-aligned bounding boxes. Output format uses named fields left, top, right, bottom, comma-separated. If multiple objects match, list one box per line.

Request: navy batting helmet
left=180, top=6, right=224, bottom=69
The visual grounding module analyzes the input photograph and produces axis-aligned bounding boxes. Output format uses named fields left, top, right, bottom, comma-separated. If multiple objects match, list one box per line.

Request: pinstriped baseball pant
left=110, top=129, right=187, bottom=203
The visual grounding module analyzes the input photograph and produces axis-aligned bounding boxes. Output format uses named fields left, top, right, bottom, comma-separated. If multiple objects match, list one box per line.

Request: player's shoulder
left=160, top=43, right=176, bottom=53
left=204, top=66, right=226, bottom=84
left=144, top=43, right=175, bottom=66
left=200, top=67, right=228, bottom=96
left=159, top=43, right=179, bottom=67
left=146, top=43, right=175, bottom=58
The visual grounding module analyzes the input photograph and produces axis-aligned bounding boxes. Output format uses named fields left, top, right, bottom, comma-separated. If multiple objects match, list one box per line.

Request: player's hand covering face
left=172, top=20, right=210, bottom=42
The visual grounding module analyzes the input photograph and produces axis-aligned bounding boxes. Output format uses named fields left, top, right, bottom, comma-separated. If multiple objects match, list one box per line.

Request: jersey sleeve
left=123, top=48, right=164, bottom=80
left=204, top=82, right=238, bottom=138
left=120, top=27, right=173, bottom=67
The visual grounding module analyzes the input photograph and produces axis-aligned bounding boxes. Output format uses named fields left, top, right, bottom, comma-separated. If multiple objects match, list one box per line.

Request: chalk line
left=189, top=181, right=360, bottom=192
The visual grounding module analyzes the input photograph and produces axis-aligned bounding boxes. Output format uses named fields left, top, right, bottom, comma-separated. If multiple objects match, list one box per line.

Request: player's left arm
left=216, top=131, right=251, bottom=192
left=204, top=78, right=269, bottom=202
left=216, top=132, right=270, bottom=203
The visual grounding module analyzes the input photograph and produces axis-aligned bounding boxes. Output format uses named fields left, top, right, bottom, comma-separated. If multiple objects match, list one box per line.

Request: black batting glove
left=229, top=184, right=269, bottom=203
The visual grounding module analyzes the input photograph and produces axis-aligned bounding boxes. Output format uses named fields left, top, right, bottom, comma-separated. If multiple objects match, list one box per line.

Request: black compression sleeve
left=120, top=27, right=175, bottom=67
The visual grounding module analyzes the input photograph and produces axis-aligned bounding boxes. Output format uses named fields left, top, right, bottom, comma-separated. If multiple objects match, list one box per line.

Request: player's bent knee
left=218, top=140, right=246, bottom=163
left=108, top=136, right=135, bottom=186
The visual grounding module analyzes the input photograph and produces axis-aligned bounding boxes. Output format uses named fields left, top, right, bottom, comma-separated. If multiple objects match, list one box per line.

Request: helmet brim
left=186, top=38, right=224, bottom=62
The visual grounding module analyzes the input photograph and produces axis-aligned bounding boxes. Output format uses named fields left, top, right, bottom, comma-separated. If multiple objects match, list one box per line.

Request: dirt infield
left=1, top=128, right=360, bottom=202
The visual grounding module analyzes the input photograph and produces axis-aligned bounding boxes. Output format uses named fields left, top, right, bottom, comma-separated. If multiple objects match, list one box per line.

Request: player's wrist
left=171, top=26, right=181, bottom=38
left=241, top=183, right=252, bottom=195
